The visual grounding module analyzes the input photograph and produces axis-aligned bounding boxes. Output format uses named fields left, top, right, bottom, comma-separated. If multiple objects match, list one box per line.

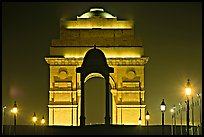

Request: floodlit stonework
left=45, top=8, right=149, bottom=126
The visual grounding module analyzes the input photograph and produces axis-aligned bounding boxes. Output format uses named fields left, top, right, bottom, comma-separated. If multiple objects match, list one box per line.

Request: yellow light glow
left=185, top=88, right=191, bottom=96
left=160, top=105, right=165, bottom=112
left=107, top=55, right=141, bottom=58
left=64, top=55, right=141, bottom=59
left=65, top=20, right=133, bottom=29
left=64, top=55, right=70, bottom=58
left=170, top=108, right=174, bottom=113
left=13, top=107, right=17, bottom=114
left=41, top=119, right=45, bottom=124
left=66, top=25, right=131, bottom=29
left=77, top=8, right=117, bottom=19
left=197, top=93, right=201, bottom=97
left=33, top=117, right=37, bottom=123
left=138, top=119, right=142, bottom=125
left=90, top=8, right=104, bottom=12
left=102, top=13, right=117, bottom=18
left=146, top=115, right=150, bottom=120
left=185, top=79, right=191, bottom=96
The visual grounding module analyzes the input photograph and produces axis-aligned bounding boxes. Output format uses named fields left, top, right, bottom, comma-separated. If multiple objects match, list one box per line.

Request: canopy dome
left=77, top=8, right=116, bottom=19
left=82, top=46, right=108, bottom=68
left=76, top=46, right=114, bottom=76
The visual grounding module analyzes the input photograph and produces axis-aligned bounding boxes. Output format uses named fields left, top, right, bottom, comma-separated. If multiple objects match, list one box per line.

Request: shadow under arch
left=76, top=46, right=114, bottom=126
left=84, top=75, right=106, bottom=125
left=84, top=73, right=116, bottom=125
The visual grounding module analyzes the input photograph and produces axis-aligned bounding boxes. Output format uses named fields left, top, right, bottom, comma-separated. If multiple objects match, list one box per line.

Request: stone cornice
left=45, top=56, right=149, bottom=66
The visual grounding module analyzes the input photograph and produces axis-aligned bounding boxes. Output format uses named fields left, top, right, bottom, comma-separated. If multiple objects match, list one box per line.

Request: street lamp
left=145, top=110, right=150, bottom=126
left=145, top=110, right=150, bottom=135
left=173, top=105, right=176, bottom=135
left=170, top=108, right=175, bottom=135
left=41, top=115, right=45, bottom=125
left=2, top=105, right=6, bottom=135
left=179, top=102, right=183, bottom=135
left=160, top=99, right=166, bottom=135
left=32, top=112, right=37, bottom=135
left=13, top=101, right=17, bottom=135
left=191, top=96, right=195, bottom=135
left=197, top=93, right=202, bottom=125
left=185, top=79, right=191, bottom=135
left=197, top=93, right=202, bottom=135
left=41, top=115, right=45, bottom=135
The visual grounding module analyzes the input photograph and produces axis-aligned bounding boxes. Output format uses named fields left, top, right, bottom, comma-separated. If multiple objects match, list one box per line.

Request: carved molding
left=45, top=57, right=149, bottom=66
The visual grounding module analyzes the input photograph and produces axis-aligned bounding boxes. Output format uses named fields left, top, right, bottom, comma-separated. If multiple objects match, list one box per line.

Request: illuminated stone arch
left=76, top=46, right=114, bottom=126
left=45, top=8, right=149, bottom=126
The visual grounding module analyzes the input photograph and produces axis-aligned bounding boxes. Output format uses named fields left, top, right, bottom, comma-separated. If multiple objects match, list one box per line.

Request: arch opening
left=85, top=76, right=105, bottom=125
left=84, top=73, right=114, bottom=125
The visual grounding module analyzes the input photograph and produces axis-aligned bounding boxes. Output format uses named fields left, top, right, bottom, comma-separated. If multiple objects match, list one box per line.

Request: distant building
left=45, top=8, right=149, bottom=126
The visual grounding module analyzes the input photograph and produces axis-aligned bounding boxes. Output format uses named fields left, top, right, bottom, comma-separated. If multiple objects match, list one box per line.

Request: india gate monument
left=45, top=8, right=149, bottom=126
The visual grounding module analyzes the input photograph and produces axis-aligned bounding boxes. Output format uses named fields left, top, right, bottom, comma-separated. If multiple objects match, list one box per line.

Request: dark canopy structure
left=76, top=46, right=114, bottom=126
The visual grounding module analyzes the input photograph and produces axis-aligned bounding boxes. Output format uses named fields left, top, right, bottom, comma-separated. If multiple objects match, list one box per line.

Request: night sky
left=2, top=2, right=202, bottom=126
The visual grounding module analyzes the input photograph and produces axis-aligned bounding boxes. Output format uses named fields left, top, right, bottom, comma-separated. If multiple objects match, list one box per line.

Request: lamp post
left=179, top=102, right=183, bottom=135
left=185, top=79, right=191, bottom=135
left=32, top=112, right=37, bottom=135
left=191, top=96, right=195, bottom=135
left=160, top=99, right=166, bottom=135
left=145, top=110, right=150, bottom=135
left=170, top=108, right=175, bottom=135
left=41, top=115, right=45, bottom=135
left=173, top=105, right=176, bottom=135
left=2, top=105, right=6, bottom=135
left=41, top=115, right=45, bottom=125
left=197, top=93, right=202, bottom=135
left=197, top=94, right=202, bottom=125
left=13, top=101, right=17, bottom=135
left=145, top=110, right=150, bottom=126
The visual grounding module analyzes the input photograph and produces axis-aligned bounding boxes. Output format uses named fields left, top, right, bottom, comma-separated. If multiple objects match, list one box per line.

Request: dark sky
left=2, top=2, right=202, bottom=126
